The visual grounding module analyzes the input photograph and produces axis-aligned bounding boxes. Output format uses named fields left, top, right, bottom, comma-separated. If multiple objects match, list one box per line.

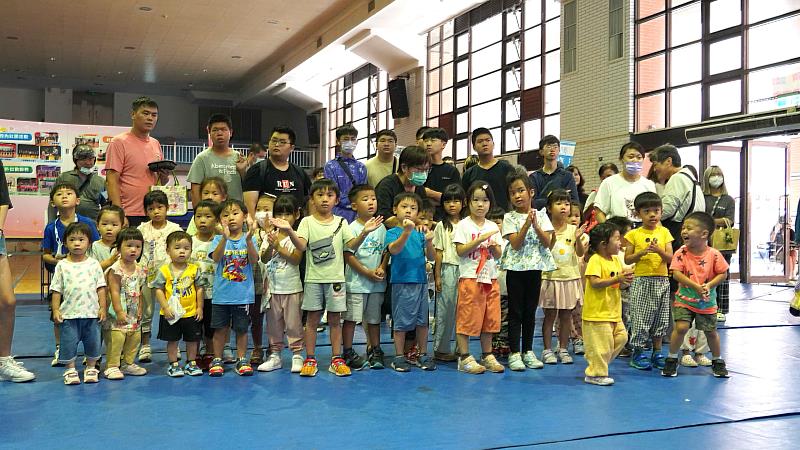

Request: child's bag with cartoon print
left=150, top=171, right=188, bottom=216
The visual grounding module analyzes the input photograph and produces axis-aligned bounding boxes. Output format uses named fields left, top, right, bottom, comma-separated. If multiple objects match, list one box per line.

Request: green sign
left=4, top=166, right=32, bottom=174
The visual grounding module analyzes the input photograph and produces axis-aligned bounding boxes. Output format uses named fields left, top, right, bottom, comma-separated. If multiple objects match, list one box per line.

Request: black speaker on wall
left=306, top=114, right=320, bottom=145
left=388, top=78, right=410, bottom=119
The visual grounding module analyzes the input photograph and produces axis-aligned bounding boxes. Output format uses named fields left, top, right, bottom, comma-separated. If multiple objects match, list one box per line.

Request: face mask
left=79, top=167, right=94, bottom=175
left=254, top=211, right=269, bottom=227
left=409, top=171, right=428, bottom=186
left=255, top=157, right=265, bottom=163
left=341, top=141, right=356, bottom=154
left=624, top=161, right=642, bottom=175
left=709, top=175, right=724, bottom=188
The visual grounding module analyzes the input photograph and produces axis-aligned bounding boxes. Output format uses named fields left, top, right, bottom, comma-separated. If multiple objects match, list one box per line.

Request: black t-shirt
left=241, top=159, right=311, bottom=206
left=461, top=159, right=516, bottom=211
left=424, top=162, right=461, bottom=221
left=375, top=174, right=427, bottom=220
left=0, top=161, right=12, bottom=209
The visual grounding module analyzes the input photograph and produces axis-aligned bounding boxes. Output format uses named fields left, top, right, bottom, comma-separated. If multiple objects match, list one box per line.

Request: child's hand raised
left=266, top=229, right=280, bottom=247
left=575, top=224, right=587, bottom=239
left=364, top=215, right=384, bottom=233
left=245, top=216, right=256, bottom=238
left=402, top=219, right=415, bottom=230
left=479, top=229, right=499, bottom=242
left=270, top=217, right=293, bottom=231
left=220, top=220, right=231, bottom=239
left=528, top=209, right=538, bottom=227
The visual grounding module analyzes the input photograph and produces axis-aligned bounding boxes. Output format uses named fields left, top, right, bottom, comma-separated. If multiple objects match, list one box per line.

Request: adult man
left=365, top=129, right=399, bottom=188
left=422, top=127, right=460, bottom=221
left=187, top=114, right=248, bottom=206
left=242, top=126, right=311, bottom=217
left=375, top=145, right=430, bottom=227
left=529, top=135, right=579, bottom=210
left=416, top=126, right=431, bottom=147
left=461, top=128, right=516, bottom=211
left=105, top=96, right=169, bottom=226
left=324, top=124, right=367, bottom=222
left=52, top=144, right=106, bottom=222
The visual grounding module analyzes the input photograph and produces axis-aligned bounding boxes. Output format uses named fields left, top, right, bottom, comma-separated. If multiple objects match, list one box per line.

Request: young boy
left=324, top=124, right=367, bottom=223
left=190, top=200, right=219, bottom=370
left=49, top=222, right=107, bottom=384
left=488, top=207, right=510, bottom=357
left=662, top=211, right=730, bottom=378
left=624, top=192, right=674, bottom=370
left=137, top=190, right=182, bottom=363
left=152, top=231, right=208, bottom=377
left=385, top=192, right=437, bottom=372
left=344, top=184, right=388, bottom=370
left=42, top=181, right=100, bottom=366
left=271, top=179, right=376, bottom=377
left=209, top=199, right=259, bottom=377
left=606, top=216, right=634, bottom=357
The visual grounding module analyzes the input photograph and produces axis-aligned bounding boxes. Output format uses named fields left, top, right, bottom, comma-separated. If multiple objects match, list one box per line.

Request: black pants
left=717, top=252, right=733, bottom=314
left=506, top=270, right=542, bottom=353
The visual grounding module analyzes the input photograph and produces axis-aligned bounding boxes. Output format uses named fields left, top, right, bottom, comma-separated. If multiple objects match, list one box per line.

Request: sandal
left=63, top=368, right=80, bottom=385
left=84, top=367, right=100, bottom=383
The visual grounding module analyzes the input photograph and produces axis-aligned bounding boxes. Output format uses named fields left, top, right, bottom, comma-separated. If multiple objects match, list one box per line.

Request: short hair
left=336, top=124, right=358, bottom=141
left=505, top=171, right=534, bottom=196
left=132, top=96, right=158, bottom=112
left=633, top=191, right=663, bottom=211
left=422, top=127, right=448, bottom=143
left=605, top=216, right=633, bottom=233
left=64, top=222, right=93, bottom=242
left=619, top=141, right=645, bottom=159
left=539, top=135, right=560, bottom=151
left=487, top=206, right=505, bottom=221
left=546, top=188, right=572, bottom=211
left=398, top=145, right=430, bottom=171
left=216, top=198, right=248, bottom=218
left=143, top=190, right=168, bottom=210
left=207, top=113, right=232, bottom=130
left=589, top=222, right=618, bottom=255
left=420, top=198, right=436, bottom=216
left=416, top=126, right=432, bottom=140
left=470, top=127, right=493, bottom=146
left=650, top=143, right=682, bottom=167
left=97, top=205, right=125, bottom=223
left=49, top=181, right=77, bottom=201
left=309, top=178, right=339, bottom=198
left=376, top=129, right=397, bottom=141
left=598, top=162, right=619, bottom=178
left=312, top=167, right=325, bottom=179
left=273, top=195, right=299, bottom=216
left=463, top=154, right=479, bottom=172
left=116, top=227, right=144, bottom=253
left=685, top=211, right=715, bottom=235
left=271, top=126, right=296, bottom=145
left=166, top=230, right=192, bottom=249
left=249, top=143, right=265, bottom=155
left=200, top=177, right=228, bottom=197
left=393, top=192, right=423, bottom=209
left=348, top=183, right=375, bottom=203
left=193, top=199, right=219, bottom=215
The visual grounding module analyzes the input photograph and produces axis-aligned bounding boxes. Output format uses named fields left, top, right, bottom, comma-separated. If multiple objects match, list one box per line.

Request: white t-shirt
left=453, top=216, right=501, bottom=282
left=191, top=236, right=216, bottom=299
left=594, top=173, right=657, bottom=222
left=262, top=235, right=303, bottom=295
left=50, top=258, right=107, bottom=319
left=661, top=167, right=706, bottom=222
left=433, top=221, right=460, bottom=265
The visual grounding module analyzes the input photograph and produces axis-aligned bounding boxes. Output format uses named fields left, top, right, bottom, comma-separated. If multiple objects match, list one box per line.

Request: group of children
left=43, top=167, right=730, bottom=385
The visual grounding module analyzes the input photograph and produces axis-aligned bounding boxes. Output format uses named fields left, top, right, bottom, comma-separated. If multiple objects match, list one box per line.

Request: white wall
left=44, top=87, right=73, bottom=123
left=0, top=87, right=44, bottom=121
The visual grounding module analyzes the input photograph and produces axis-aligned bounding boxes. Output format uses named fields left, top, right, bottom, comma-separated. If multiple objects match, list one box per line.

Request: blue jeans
left=0, top=233, right=7, bottom=256
left=59, top=318, right=101, bottom=363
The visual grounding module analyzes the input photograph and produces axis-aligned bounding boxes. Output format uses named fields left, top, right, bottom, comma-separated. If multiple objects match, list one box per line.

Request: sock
left=668, top=352, right=678, bottom=358
left=713, top=356, right=722, bottom=361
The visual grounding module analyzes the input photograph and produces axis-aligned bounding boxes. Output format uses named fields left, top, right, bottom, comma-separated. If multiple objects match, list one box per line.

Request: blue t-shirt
left=211, top=234, right=257, bottom=305
left=345, top=222, right=387, bottom=294
left=42, top=214, right=100, bottom=273
left=385, top=227, right=426, bottom=284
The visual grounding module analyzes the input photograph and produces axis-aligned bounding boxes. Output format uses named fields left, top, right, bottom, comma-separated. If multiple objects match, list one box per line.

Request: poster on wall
left=558, top=140, right=576, bottom=167
left=0, top=120, right=129, bottom=238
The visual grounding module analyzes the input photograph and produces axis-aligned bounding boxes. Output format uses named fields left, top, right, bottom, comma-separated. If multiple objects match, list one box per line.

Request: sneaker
left=661, top=357, right=679, bottom=377
left=0, top=357, right=36, bottom=382
left=541, top=349, right=557, bottom=365
left=121, top=363, right=147, bottom=376
left=104, top=367, right=124, bottom=380
left=51, top=346, right=62, bottom=367
left=138, top=345, right=152, bottom=363
left=299, top=357, right=319, bottom=377
left=184, top=361, right=203, bottom=376
left=457, top=355, right=486, bottom=374
left=416, top=354, right=437, bottom=371
left=481, top=354, right=505, bottom=373
left=328, top=356, right=351, bottom=377
left=290, top=354, right=304, bottom=373
left=572, top=339, right=585, bottom=355
left=618, top=345, right=633, bottom=358
left=651, top=352, right=667, bottom=370
left=522, top=351, right=544, bottom=369
left=557, top=348, right=573, bottom=364
left=167, top=362, right=184, bottom=377
left=257, top=353, right=282, bottom=372
left=343, top=349, right=368, bottom=371
left=391, top=356, right=411, bottom=372
left=222, top=344, right=235, bottom=364
left=681, top=354, right=699, bottom=367
left=209, top=358, right=224, bottom=377
left=711, top=359, right=729, bottom=378
left=250, top=347, right=264, bottom=366
left=404, top=344, right=420, bottom=365
left=508, top=352, right=526, bottom=371
left=368, top=348, right=385, bottom=370
left=695, top=353, right=713, bottom=367
left=629, top=349, right=652, bottom=370
left=433, top=351, right=457, bottom=362
left=83, top=367, right=99, bottom=383
left=235, top=359, right=254, bottom=376
left=584, top=376, right=614, bottom=386
left=198, top=354, right=213, bottom=371
left=63, top=368, right=80, bottom=385
left=716, top=312, right=726, bottom=322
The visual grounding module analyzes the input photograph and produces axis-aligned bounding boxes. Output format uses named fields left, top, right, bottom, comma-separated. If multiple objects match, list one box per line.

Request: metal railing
left=160, top=143, right=315, bottom=169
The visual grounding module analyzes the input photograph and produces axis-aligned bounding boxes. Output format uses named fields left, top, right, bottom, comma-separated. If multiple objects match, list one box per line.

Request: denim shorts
left=0, top=233, right=7, bottom=256
left=391, top=283, right=428, bottom=331
left=211, top=304, right=251, bottom=334
left=59, top=318, right=102, bottom=363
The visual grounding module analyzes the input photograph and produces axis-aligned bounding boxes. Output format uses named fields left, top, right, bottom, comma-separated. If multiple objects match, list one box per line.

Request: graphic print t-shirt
left=210, top=234, right=257, bottom=305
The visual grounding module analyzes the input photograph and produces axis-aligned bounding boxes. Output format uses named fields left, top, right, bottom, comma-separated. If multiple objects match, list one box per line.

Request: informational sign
left=558, top=140, right=576, bottom=167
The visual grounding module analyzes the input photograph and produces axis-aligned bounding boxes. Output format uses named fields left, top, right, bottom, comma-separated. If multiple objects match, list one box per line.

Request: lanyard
left=54, top=215, right=78, bottom=256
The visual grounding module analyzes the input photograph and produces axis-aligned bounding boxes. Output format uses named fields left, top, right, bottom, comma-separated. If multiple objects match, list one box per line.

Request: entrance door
left=708, top=141, right=742, bottom=278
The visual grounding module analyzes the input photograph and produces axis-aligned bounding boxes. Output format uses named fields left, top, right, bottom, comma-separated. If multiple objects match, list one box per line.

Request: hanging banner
left=558, top=140, right=576, bottom=167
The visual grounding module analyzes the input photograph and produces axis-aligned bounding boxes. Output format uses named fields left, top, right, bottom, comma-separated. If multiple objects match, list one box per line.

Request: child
left=540, top=189, right=586, bottom=365
left=662, top=211, right=730, bottom=378
left=605, top=216, right=634, bottom=357
left=270, top=179, right=374, bottom=377
left=488, top=207, right=510, bottom=358
left=137, top=190, right=183, bottom=362
left=432, top=184, right=465, bottom=361
left=583, top=222, right=632, bottom=386
left=42, top=181, right=100, bottom=366
left=258, top=195, right=305, bottom=373
left=186, top=177, right=227, bottom=236
left=500, top=174, right=555, bottom=371
left=90, top=205, right=125, bottom=271
left=152, top=231, right=207, bottom=377
left=454, top=182, right=506, bottom=374
left=209, top=199, right=259, bottom=377
left=250, top=193, right=275, bottom=366
left=344, top=184, right=388, bottom=370
left=624, top=192, right=674, bottom=370
left=50, top=222, right=107, bottom=384
left=386, top=192, right=436, bottom=372
left=567, top=201, right=589, bottom=355
left=190, top=199, right=219, bottom=370
left=104, top=227, right=148, bottom=380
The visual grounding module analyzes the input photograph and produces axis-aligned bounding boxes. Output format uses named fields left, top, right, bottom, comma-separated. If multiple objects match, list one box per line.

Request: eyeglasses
left=269, top=137, right=290, bottom=146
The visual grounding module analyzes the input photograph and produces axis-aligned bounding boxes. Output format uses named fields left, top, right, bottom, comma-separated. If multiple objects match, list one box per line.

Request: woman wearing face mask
left=703, top=166, right=736, bottom=321
left=51, top=144, right=106, bottom=222
left=593, top=142, right=657, bottom=225
left=375, top=145, right=431, bottom=229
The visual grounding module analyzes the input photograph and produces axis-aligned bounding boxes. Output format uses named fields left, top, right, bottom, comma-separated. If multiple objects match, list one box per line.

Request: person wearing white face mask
left=594, top=142, right=657, bottom=224
left=702, top=166, right=735, bottom=321
left=51, top=144, right=106, bottom=222
left=323, top=124, right=368, bottom=223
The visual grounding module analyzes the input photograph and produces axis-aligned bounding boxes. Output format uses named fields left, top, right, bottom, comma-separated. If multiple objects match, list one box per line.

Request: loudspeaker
left=388, top=78, right=410, bottom=119
left=306, top=114, right=320, bottom=145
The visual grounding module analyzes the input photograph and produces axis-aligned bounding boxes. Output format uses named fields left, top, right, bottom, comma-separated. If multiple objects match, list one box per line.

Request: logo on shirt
left=222, top=251, right=249, bottom=282
left=276, top=179, right=295, bottom=190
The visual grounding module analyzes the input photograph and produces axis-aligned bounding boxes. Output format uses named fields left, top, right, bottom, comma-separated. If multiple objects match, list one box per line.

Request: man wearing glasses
left=529, top=135, right=579, bottom=210
left=187, top=114, right=249, bottom=207
left=365, top=129, right=399, bottom=188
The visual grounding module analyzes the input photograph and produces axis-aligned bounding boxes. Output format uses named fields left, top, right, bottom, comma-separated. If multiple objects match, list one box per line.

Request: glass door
left=708, top=141, right=742, bottom=278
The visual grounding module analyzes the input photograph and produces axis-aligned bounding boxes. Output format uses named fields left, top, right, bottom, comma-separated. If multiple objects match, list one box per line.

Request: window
left=563, top=1, right=576, bottom=73
left=609, top=0, right=623, bottom=60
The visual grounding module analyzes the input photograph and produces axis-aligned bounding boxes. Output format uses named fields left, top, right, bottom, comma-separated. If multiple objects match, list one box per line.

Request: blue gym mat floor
left=3, top=282, right=799, bottom=449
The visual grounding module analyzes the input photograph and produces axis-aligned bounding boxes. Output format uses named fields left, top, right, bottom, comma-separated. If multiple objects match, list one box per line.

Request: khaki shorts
left=673, top=306, right=717, bottom=332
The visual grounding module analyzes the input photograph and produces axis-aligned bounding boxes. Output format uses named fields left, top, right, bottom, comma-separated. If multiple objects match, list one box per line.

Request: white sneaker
left=541, top=349, right=557, bottom=365
left=121, top=363, right=147, bottom=376
left=51, top=346, right=62, bottom=367
left=257, top=353, right=282, bottom=372
left=508, top=352, right=526, bottom=371
left=523, top=351, right=544, bottom=369
left=557, top=348, right=573, bottom=364
left=584, top=376, right=615, bottom=386
left=223, top=344, right=235, bottom=364
left=138, top=345, right=152, bottom=363
left=695, top=353, right=713, bottom=367
left=104, top=367, right=124, bottom=380
left=291, top=354, right=304, bottom=373
left=0, top=357, right=36, bottom=382
left=680, top=354, right=698, bottom=367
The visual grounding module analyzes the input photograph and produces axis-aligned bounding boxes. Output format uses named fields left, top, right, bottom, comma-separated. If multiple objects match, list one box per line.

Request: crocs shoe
left=695, top=353, right=713, bottom=367
left=681, top=353, right=698, bottom=367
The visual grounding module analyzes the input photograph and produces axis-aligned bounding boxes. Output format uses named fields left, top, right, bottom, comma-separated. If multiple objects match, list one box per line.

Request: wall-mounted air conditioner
left=684, top=110, right=800, bottom=143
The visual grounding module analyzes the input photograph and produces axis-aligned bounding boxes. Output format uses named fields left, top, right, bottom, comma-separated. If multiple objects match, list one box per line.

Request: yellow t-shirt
left=543, top=223, right=581, bottom=280
left=582, top=254, right=622, bottom=322
left=624, top=225, right=673, bottom=276
left=152, top=263, right=205, bottom=318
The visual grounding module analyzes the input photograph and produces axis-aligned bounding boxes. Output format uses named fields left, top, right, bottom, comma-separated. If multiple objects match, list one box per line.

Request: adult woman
left=703, top=166, right=736, bottom=322
left=594, top=142, right=657, bottom=224
left=566, top=165, right=589, bottom=207
left=582, top=162, right=618, bottom=220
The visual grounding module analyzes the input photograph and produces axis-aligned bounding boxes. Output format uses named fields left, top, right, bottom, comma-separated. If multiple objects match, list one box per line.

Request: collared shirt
left=323, top=155, right=367, bottom=222
left=529, top=166, right=579, bottom=210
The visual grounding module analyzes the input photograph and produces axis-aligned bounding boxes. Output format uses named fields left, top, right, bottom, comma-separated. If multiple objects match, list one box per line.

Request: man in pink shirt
left=105, top=96, right=169, bottom=226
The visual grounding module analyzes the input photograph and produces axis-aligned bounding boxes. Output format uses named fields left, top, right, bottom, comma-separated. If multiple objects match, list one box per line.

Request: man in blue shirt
left=324, top=124, right=367, bottom=222
left=529, top=135, right=579, bottom=210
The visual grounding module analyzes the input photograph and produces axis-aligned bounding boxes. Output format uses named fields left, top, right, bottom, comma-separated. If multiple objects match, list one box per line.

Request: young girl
left=90, top=205, right=125, bottom=271
left=104, top=227, right=148, bottom=380
left=540, top=190, right=586, bottom=365
left=582, top=222, right=632, bottom=386
left=453, top=182, right=505, bottom=374
left=250, top=193, right=276, bottom=366
left=190, top=199, right=220, bottom=370
left=568, top=201, right=588, bottom=355
left=258, top=195, right=305, bottom=373
left=432, top=183, right=465, bottom=361
left=500, top=174, right=556, bottom=371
